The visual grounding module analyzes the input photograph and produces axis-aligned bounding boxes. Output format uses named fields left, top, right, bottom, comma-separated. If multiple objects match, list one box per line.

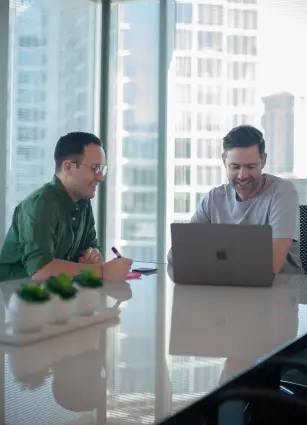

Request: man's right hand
left=102, top=257, right=132, bottom=281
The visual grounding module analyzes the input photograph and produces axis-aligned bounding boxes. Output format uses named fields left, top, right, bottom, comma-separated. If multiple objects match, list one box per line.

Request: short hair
left=223, top=125, right=265, bottom=156
left=54, top=131, right=102, bottom=171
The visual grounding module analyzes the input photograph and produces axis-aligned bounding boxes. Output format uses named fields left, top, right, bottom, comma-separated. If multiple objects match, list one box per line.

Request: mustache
left=234, top=179, right=254, bottom=183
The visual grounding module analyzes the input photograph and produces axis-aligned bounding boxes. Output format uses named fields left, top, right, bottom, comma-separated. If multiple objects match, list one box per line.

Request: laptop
left=170, top=223, right=274, bottom=287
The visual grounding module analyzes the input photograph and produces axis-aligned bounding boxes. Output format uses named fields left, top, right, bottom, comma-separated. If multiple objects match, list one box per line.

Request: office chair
left=277, top=206, right=307, bottom=394
left=300, top=205, right=307, bottom=274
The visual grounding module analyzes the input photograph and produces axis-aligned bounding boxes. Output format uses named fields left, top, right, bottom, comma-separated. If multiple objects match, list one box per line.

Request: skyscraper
left=262, top=92, right=294, bottom=174
left=6, top=0, right=99, bottom=228
left=171, top=1, right=259, bottom=227
left=107, top=0, right=260, bottom=261
left=262, top=92, right=307, bottom=178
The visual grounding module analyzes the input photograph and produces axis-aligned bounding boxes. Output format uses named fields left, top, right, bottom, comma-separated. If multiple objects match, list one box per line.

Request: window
left=198, top=5, right=223, bottom=26
left=230, top=114, right=255, bottom=127
left=176, top=29, right=192, bottom=50
left=18, top=89, right=45, bottom=103
left=17, top=127, right=44, bottom=141
left=198, top=31, right=223, bottom=52
left=227, top=88, right=255, bottom=106
left=77, top=92, right=86, bottom=112
left=197, top=139, right=221, bottom=158
left=121, top=246, right=156, bottom=262
left=175, top=84, right=192, bottom=103
left=123, top=82, right=136, bottom=104
left=122, top=192, right=157, bottom=214
left=16, top=182, right=41, bottom=194
left=123, top=54, right=134, bottom=77
left=198, top=113, right=221, bottom=132
left=227, top=35, right=257, bottom=56
left=18, top=108, right=45, bottom=122
left=197, top=166, right=222, bottom=185
left=7, top=0, right=100, bottom=231
left=176, top=57, right=192, bottom=77
left=175, top=166, right=191, bottom=185
left=174, top=192, right=190, bottom=213
left=175, top=138, right=191, bottom=158
left=228, top=9, right=257, bottom=30
left=122, top=137, right=157, bottom=159
left=18, top=71, right=46, bottom=85
left=176, top=110, right=191, bottom=132
left=227, top=0, right=256, bottom=3
left=16, top=164, right=45, bottom=179
left=18, top=51, right=45, bottom=67
left=19, top=36, right=42, bottom=47
left=16, top=146, right=44, bottom=160
left=227, top=61, right=256, bottom=81
left=196, top=192, right=204, bottom=206
left=198, top=85, right=222, bottom=105
left=198, top=58, right=222, bottom=78
left=175, top=2, right=192, bottom=24
left=122, top=165, right=157, bottom=186
left=122, top=219, right=156, bottom=240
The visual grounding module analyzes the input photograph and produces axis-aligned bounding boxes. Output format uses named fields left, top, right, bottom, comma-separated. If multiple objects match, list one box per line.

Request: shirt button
left=72, top=217, right=76, bottom=221
left=67, top=256, right=71, bottom=260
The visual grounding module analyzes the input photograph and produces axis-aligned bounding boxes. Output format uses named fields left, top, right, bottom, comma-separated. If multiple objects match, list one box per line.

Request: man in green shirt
left=0, top=131, right=132, bottom=282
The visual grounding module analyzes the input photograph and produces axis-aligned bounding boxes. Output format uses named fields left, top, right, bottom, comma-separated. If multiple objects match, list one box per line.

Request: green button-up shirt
left=0, top=176, right=100, bottom=281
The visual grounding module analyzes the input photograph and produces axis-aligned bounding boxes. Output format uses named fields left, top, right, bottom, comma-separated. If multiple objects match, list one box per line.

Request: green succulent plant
left=17, top=282, right=51, bottom=303
left=45, top=274, right=78, bottom=300
left=73, top=269, right=103, bottom=288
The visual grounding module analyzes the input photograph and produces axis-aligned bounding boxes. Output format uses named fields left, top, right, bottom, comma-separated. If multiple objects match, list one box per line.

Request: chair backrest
left=300, top=205, right=307, bottom=274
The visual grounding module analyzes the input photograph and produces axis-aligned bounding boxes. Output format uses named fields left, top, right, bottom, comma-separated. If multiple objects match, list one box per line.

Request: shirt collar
left=50, top=175, right=88, bottom=212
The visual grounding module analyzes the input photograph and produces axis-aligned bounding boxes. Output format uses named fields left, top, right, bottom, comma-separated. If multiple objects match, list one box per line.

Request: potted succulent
left=73, top=269, right=103, bottom=316
left=8, top=282, right=51, bottom=333
left=45, top=274, right=78, bottom=325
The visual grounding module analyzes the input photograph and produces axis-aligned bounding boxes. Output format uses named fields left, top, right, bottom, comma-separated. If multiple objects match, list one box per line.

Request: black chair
left=279, top=206, right=307, bottom=392
left=300, top=205, right=307, bottom=274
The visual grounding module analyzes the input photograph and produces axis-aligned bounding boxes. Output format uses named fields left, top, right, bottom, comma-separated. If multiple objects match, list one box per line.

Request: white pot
left=75, top=286, right=101, bottom=316
left=47, top=295, right=75, bottom=325
left=8, top=293, right=48, bottom=333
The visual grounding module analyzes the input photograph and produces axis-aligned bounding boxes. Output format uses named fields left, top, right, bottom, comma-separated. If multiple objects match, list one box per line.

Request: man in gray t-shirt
left=168, top=125, right=303, bottom=275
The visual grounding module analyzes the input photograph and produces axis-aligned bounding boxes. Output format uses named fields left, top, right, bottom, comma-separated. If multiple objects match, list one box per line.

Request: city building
left=170, top=1, right=260, bottom=228
left=107, top=0, right=261, bottom=263
left=262, top=92, right=307, bottom=178
left=6, top=0, right=99, bottom=228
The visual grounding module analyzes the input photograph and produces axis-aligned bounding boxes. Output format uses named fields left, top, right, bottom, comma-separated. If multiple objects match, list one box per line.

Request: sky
left=258, top=0, right=307, bottom=97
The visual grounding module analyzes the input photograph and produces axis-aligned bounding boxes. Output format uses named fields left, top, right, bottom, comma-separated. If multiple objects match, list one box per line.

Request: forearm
left=272, top=238, right=292, bottom=274
left=167, top=248, right=173, bottom=264
left=273, top=252, right=287, bottom=275
left=32, top=259, right=103, bottom=282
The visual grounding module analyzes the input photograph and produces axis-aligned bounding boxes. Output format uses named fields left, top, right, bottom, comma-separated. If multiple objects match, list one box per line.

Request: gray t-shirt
left=191, top=173, right=303, bottom=274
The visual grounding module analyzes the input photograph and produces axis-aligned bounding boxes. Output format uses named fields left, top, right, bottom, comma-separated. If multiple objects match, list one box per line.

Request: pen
left=111, top=246, right=122, bottom=259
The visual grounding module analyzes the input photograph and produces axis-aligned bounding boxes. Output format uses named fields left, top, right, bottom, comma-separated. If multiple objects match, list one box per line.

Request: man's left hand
left=79, top=248, right=104, bottom=264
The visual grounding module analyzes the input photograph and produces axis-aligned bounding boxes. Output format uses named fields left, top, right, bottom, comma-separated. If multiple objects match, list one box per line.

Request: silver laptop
left=171, top=223, right=274, bottom=287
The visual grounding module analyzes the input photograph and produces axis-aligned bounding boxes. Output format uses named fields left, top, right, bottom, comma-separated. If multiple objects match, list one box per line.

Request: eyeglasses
left=83, top=164, right=108, bottom=176
left=73, top=162, right=108, bottom=176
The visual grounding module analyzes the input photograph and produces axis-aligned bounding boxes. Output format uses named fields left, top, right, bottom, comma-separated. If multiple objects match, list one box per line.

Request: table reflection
left=0, top=265, right=306, bottom=424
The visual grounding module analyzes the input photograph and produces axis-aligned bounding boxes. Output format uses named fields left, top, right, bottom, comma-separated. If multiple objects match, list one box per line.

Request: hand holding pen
left=102, top=247, right=132, bottom=281
left=112, top=247, right=143, bottom=280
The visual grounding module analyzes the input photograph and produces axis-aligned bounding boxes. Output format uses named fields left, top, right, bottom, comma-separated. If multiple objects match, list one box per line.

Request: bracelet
left=100, top=263, right=104, bottom=279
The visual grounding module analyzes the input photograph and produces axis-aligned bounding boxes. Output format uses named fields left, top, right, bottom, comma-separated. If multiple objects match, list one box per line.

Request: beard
left=231, top=176, right=263, bottom=196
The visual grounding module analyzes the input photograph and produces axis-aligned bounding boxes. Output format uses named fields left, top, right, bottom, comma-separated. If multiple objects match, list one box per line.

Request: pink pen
left=111, top=246, right=122, bottom=259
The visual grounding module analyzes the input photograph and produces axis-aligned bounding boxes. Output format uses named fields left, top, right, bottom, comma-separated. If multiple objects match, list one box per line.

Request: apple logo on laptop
left=216, top=250, right=227, bottom=260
